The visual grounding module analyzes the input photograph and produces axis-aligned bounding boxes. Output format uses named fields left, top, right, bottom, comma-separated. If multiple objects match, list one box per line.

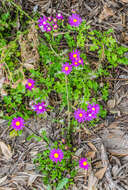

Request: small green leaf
left=47, top=184, right=52, bottom=190
left=56, top=178, right=69, bottom=190
left=9, top=130, right=18, bottom=137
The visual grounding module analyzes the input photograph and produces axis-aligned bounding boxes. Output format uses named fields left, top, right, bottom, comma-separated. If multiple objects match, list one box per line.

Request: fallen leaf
left=107, top=99, right=115, bottom=109
left=99, top=4, right=114, bottom=22
left=0, top=88, right=7, bottom=96
left=88, top=142, right=97, bottom=152
left=23, top=63, right=34, bottom=70
left=121, top=0, right=128, bottom=2
left=95, top=167, right=107, bottom=179
left=28, top=174, right=43, bottom=186
left=86, top=151, right=96, bottom=159
left=0, top=141, right=12, bottom=160
left=0, top=176, right=7, bottom=185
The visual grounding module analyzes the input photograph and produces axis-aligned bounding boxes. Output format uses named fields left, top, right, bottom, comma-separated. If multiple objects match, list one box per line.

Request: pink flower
left=47, top=16, right=53, bottom=22
left=69, top=49, right=80, bottom=61
left=87, top=103, right=100, bottom=115
left=53, top=24, right=58, bottom=30
left=72, top=60, right=81, bottom=67
left=74, top=109, right=86, bottom=123
left=49, top=149, right=63, bottom=163
left=25, top=79, right=35, bottom=90
left=85, top=103, right=100, bottom=121
left=78, top=58, right=84, bottom=65
left=53, top=18, right=58, bottom=23
left=79, top=158, right=90, bottom=170
left=46, top=25, right=52, bottom=32
left=38, top=16, right=51, bottom=32
left=56, top=13, right=63, bottom=20
left=33, top=101, right=47, bottom=114
left=11, top=117, right=25, bottom=131
left=68, top=13, right=82, bottom=27
left=62, top=62, right=72, bottom=75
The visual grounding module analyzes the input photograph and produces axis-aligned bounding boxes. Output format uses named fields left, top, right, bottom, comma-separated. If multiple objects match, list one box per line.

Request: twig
left=106, top=78, right=128, bottom=81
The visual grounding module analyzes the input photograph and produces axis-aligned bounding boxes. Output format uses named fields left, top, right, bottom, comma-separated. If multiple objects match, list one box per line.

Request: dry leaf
left=86, top=151, right=96, bottom=159
left=0, top=176, right=7, bottom=185
left=88, top=142, right=97, bottom=152
left=28, top=174, right=41, bottom=186
left=95, top=166, right=107, bottom=179
left=0, top=88, right=7, bottom=96
left=121, top=0, right=128, bottom=2
left=99, top=4, right=114, bottom=22
left=24, top=63, right=34, bottom=70
left=107, top=99, right=115, bottom=109
left=0, top=141, right=12, bottom=160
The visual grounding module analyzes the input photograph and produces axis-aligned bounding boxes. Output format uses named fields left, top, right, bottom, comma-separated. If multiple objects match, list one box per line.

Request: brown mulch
left=0, top=0, right=128, bottom=190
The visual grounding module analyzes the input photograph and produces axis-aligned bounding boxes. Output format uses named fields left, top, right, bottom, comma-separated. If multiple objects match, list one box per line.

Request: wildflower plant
left=0, top=4, right=128, bottom=189
left=32, top=132, right=78, bottom=189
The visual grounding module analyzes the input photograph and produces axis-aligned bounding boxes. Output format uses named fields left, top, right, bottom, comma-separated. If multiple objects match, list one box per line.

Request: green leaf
left=27, top=134, right=42, bottom=142
left=56, top=178, right=69, bottom=190
left=18, top=130, right=23, bottom=136
left=9, top=130, right=18, bottom=137
left=46, top=184, right=52, bottom=190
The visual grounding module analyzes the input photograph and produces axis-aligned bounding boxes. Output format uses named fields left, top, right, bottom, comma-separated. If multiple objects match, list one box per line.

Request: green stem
left=65, top=75, right=70, bottom=141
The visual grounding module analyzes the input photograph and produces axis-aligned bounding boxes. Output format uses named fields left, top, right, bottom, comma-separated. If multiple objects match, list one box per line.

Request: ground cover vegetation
left=0, top=0, right=128, bottom=189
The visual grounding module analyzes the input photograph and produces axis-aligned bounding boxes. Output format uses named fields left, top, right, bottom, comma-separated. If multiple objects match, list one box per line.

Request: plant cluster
left=0, top=2, right=128, bottom=189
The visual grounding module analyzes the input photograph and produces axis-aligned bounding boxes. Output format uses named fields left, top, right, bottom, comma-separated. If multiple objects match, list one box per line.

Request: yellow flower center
left=89, top=114, right=92, bottom=117
left=39, top=106, right=42, bottom=110
left=73, top=54, right=77, bottom=58
left=83, top=161, right=87, bottom=166
left=73, top=19, right=77, bottom=22
left=28, top=83, right=32, bottom=86
left=75, top=62, right=78, bottom=65
left=54, top=153, right=59, bottom=158
left=65, top=66, right=69, bottom=71
left=92, top=108, right=95, bottom=111
left=79, top=113, right=83, bottom=117
left=79, top=60, right=81, bottom=63
left=16, top=121, right=20, bottom=126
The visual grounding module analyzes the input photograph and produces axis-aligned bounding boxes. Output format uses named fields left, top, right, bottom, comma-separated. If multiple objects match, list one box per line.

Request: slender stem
left=65, top=75, right=70, bottom=139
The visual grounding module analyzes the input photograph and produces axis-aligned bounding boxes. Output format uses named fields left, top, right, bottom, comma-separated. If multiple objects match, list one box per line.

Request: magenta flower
left=47, top=16, right=53, bottom=22
left=85, top=111, right=97, bottom=121
left=72, top=60, right=81, bottom=67
left=11, top=117, right=25, bottom=131
left=79, top=158, right=90, bottom=170
left=38, top=16, right=51, bottom=32
left=38, top=16, right=48, bottom=27
left=78, top=58, right=84, bottom=65
left=68, top=13, right=82, bottom=27
left=33, top=101, right=47, bottom=114
left=69, top=49, right=80, bottom=61
left=53, top=24, right=58, bottom=30
left=46, top=25, right=52, bottom=32
left=62, top=62, right=72, bottom=75
left=87, top=103, right=100, bottom=115
left=56, top=13, right=63, bottom=20
left=49, top=149, right=63, bottom=163
left=84, top=103, right=100, bottom=121
left=74, top=109, right=86, bottom=123
left=53, top=18, right=58, bottom=23
left=25, top=79, right=35, bottom=90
